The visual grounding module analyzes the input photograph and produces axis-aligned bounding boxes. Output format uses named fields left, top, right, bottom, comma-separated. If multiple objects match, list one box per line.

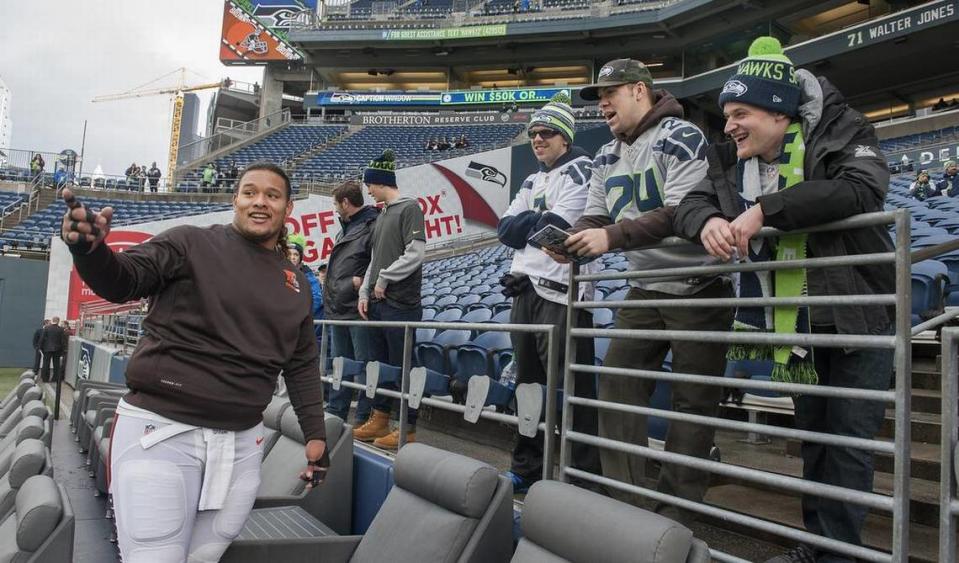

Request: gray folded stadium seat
left=0, top=475, right=74, bottom=563
left=0, top=416, right=49, bottom=479
left=70, top=381, right=125, bottom=431
left=260, top=396, right=291, bottom=457
left=254, top=409, right=352, bottom=534
left=0, top=439, right=51, bottom=520
left=0, top=382, right=40, bottom=427
left=78, top=394, right=122, bottom=453
left=0, top=399, right=47, bottom=441
left=222, top=443, right=513, bottom=563
left=511, top=480, right=709, bottom=563
left=0, top=379, right=34, bottom=411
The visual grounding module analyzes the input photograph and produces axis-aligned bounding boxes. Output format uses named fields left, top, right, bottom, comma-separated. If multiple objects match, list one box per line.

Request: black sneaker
left=765, top=545, right=816, bottom=563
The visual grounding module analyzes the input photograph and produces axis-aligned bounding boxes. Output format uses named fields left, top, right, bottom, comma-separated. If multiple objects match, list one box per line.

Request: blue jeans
left=325, top=324, right=373, bottom=423
left=794, top=325, right=894, bottom=562
left=368, top=300, right=421, bottom=425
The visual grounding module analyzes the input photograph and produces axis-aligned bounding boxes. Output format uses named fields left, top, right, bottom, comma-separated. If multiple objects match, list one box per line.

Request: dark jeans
left=40, top=351, right=63, bottom=383
left=326, top=324, right=373, bottom=423
left=368, top=300, right=421, bottom=425
left=509, top=286, right=601, bottom=483
left=795, top=325, right=894, bottom=563
left=33, top=349, right=42, bottom=373
left=599, top=281, right=734, bottom=523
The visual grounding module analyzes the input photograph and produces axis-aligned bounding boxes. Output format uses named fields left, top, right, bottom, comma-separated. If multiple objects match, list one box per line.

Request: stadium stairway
left=0, top=187, right=58, bottom=234
left=288, top=126, right=364, bottom=173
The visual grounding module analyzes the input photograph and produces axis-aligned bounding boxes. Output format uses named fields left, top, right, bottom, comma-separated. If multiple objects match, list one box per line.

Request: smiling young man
left=674, top=38, right=894, bottom=563
left=59, top=162, right=327, bottom=563
left=496, top=92, right=603, bottom=493
left=559, top=58, right=734, bottom=524
left=356, top=150, right=426, bottom=449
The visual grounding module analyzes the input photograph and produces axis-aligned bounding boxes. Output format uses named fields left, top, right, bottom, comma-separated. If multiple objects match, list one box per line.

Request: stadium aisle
left=49, top=389, right=119, bottom=563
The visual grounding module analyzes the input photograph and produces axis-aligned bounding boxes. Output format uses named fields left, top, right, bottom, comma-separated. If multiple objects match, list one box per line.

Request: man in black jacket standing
left=324, top=180, right=379, bottom=424
left=674, top=37, right=894, bottom=563
left=38, top=316, right=67, bottom=383
left=32, top=319, right=49, bottom=373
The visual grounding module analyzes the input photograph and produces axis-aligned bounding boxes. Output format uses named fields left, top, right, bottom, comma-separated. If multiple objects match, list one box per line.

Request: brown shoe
left=372, top=428, right=416, bottom=450
left=353, top=410, right=391, bottom=442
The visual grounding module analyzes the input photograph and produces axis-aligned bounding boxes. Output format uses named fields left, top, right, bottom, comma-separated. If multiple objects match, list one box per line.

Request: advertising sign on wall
left=220, top=0, right=304, bottom=64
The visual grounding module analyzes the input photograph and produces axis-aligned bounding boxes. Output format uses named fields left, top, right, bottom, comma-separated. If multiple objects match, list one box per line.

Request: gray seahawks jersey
left=584, top=116, right=718, bottom=295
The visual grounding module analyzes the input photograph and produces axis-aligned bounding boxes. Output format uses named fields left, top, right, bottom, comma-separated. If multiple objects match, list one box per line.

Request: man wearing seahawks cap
left=674, top=37, right=893, bottom=563
left=555, top=58, right=735, bottom=523
left=496, top=91, right=602, bottom=493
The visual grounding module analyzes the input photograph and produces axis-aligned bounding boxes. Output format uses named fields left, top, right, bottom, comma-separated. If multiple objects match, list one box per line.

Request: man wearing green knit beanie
left=675, top=36, right=894, bottom=563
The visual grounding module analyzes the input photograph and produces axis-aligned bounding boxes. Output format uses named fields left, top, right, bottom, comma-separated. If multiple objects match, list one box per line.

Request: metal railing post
left=892, top=209, right=912, bottom=563
left=542, top=322, right=560, bottom=481
left=557, top=262, right=579, bottom=482
left=398, top=325, right=413, bottom=449
left=940, top=327, right=958, bottom=563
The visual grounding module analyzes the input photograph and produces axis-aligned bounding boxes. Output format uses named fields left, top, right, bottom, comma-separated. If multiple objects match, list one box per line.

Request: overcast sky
left=0, top=1, right=264, bottom=176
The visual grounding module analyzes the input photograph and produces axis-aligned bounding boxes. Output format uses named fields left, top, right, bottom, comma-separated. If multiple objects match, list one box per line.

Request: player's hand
left=358, top=298, right=369, bottom=320
left=566, top=228, right=609, bottom=257
left=60, top=188, right=113, bottom=252
left=352, top=276, right=362, bottom=290
left=729, top=205, right=765, bottom=258
left=373, top=285, right=386, bottom=300
left=299, top=439, right=328, bottom=489
left=700, top=216, right=735, bottom=261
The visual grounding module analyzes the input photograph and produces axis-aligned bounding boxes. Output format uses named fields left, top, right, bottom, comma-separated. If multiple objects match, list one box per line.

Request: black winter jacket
left=674, top=75, right=895, bottom=335
left=324, top=206, right=379, bottom=319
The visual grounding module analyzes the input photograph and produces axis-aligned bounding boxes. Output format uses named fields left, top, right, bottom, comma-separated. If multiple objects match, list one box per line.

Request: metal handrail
left=940, top=327, right=959, bottom=562
left=556, top=208, right=914, bottom=563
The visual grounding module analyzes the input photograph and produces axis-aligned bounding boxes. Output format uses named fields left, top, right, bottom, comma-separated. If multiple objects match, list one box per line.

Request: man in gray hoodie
left=356, top=149, right=425, bottom=449
left=561, top=58, right=734, bottom=523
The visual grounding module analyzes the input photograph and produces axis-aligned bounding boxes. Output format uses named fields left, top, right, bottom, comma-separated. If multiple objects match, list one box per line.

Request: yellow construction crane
left=92, top=68, right=231, bottom=180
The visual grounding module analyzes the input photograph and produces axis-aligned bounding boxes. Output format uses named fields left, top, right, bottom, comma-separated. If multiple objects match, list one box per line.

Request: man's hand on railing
left=729, top=205, right=765, bottom=258
left=700, top=216, right=736, bottom=261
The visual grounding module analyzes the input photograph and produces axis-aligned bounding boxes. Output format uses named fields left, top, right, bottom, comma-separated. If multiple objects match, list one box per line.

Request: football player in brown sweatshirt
left=60, top=162, right=326, bottom=562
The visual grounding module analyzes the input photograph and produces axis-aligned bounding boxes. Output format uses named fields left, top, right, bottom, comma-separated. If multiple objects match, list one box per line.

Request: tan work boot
left=372, top=428, right=416, bottom=450
left=353, top=410, right=391, bottom=442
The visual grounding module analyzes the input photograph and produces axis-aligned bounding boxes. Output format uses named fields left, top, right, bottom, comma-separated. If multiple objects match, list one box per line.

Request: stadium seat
left=0, top=475, right=74, bottom=563
left=222, top=443, right=513, bottom=563
left=912, top=260, right=949, bottom=325
left=254, top=408, right=354, bottom=535
left=512, top=480, right=709, bottom=563
left=417, top=329, right=471, bottom=374
left=0, top=439, right=52, bottom=520
left=454, top=331, right=513, bottom=383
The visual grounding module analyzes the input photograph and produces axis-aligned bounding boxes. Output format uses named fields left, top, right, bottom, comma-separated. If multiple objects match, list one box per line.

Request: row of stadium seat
left=879, top=124, right=959, bottom=154
left=0, top=372, right=74, bottom=562
left=0, top=197, right=230, bottom=250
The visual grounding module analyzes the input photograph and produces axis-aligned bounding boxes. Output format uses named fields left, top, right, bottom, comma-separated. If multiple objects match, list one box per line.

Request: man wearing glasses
left=496, top=92, right=603, bottom=494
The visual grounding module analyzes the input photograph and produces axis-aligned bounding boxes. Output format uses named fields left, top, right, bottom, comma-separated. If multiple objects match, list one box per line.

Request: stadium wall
left=0, top=256, right=48, bottom=367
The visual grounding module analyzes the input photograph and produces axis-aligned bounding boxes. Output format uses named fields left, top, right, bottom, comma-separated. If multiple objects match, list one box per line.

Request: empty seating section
left=0, top=197, right=229, bottom=250
left=292, top=123, right=525, bottom=180
left=886, top=173, right=959, bottom=322
left=178, top=125, right=347, bottom=189
left=880, top=125, right=959, bottom=154
left=0, top=192, right=26, bottom=218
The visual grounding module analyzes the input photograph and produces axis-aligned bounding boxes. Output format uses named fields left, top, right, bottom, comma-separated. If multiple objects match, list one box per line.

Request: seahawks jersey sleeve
left=655, top=118, right=708, bottom=206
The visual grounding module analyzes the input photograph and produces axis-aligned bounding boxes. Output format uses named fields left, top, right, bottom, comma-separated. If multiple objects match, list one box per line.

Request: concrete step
left=787, top=439, right=943, bottom=483
left=704, top=483, right=944, bottom=563
left=716, top=434, right=942, bottom=527
left=912, top=388, right=944, bottom=415
left=879, top=410, right=940, bottom=443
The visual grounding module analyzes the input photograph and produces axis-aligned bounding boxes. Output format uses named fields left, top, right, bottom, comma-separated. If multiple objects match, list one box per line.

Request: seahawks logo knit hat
left=719, top=36, right=800, bottom=117
left=528, top=91, right=576, bottom=145
left=363, top=149, right=397, bottom=187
